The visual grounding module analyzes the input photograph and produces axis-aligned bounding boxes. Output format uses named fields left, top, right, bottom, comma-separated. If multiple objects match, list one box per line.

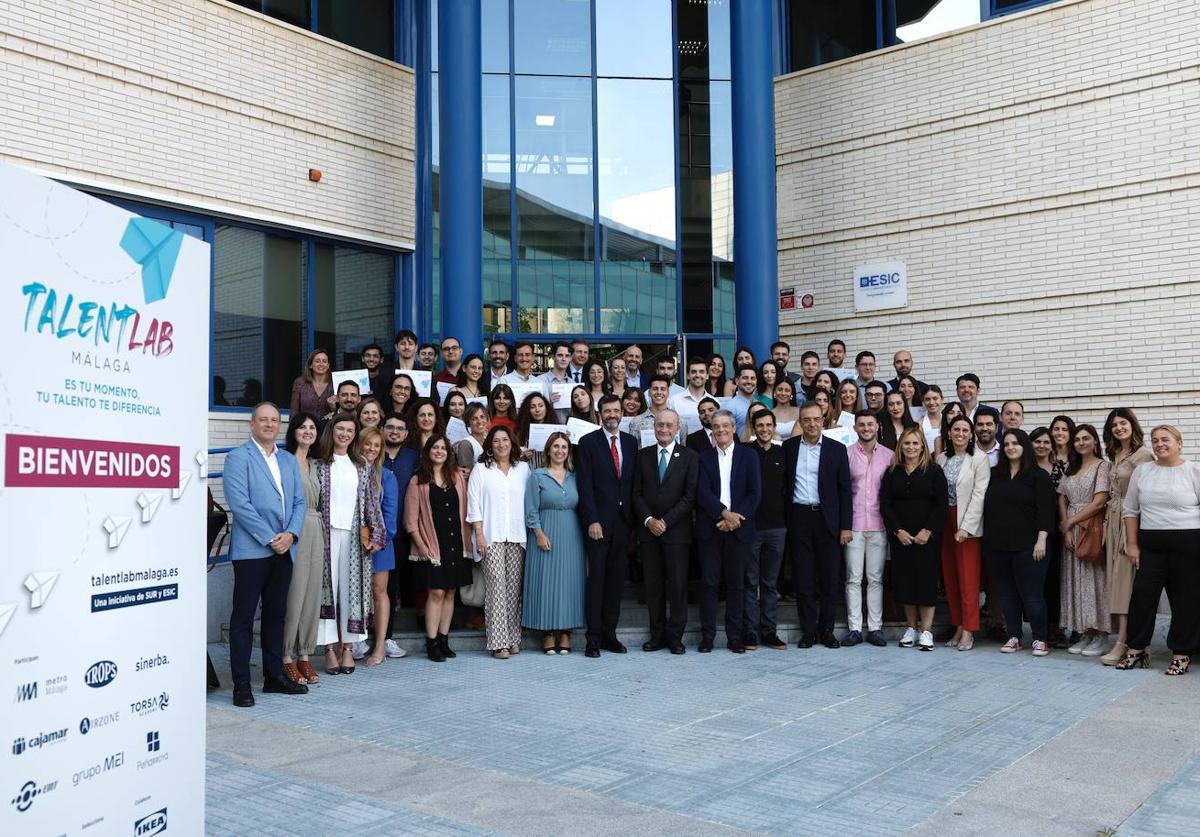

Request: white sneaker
left=350, top=640, right=369, bottom=660
left=1067, top=635, right=1088, bottom=654
left=384, top=639, right=407, bottom=659
left=918, top=631, right=934, bottom=651
left=1001, top=638, right=1022, bottom=653
left=1081, top=635, right=1109, bottom=657
left=1031, top=640, right=1049, bottom=657
left=899, top=627, right=917, bottom=648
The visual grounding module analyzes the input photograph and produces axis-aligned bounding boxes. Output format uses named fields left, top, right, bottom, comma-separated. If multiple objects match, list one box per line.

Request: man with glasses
left=382, top=412, right=420, bottom=649
left=361, top=343, right=390, bottom=403
left=435, top=337, right=463, bottom=385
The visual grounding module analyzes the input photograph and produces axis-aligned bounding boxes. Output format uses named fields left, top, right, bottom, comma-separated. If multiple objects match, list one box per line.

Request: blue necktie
left=658, top=448, right=668, bottom=480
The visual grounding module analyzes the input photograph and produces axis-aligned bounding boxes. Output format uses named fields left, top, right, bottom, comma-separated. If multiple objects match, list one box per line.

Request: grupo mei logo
left=84, top=660, right=118, bottom=688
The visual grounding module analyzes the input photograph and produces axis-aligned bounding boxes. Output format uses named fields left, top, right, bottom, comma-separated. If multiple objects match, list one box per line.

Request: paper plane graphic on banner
left=120, top=217, right=183, bottom=304
left=173, top=470, right=192, bottom=500
left=103, top=515, right=132, bottom=549
left=196, top=451, right=208, bottom=481
left=23, top=572, right=59, bottom=609
left=0, top=603, right=15, bottom=638
left=137, top=492, right=164, bottom=523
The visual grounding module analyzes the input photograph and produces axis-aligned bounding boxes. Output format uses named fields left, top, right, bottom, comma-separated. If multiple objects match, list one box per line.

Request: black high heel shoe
left=1165, top=656, right=1190, bottom=676
left=1115, top=649, right=1150, bottom=670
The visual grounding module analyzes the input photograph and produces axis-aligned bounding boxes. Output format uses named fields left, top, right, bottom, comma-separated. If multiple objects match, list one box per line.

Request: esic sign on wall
left=853, top=260, right=908, bottom=312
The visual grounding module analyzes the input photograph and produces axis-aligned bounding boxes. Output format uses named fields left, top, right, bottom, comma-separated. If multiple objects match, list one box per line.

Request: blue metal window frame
left=772, top=0, right=903, bottom=75
left=99, top=195, right=403, bottom=414
left=246, top=0, right=409, bottom=63
left=982, top=0, right=1055, bottom=18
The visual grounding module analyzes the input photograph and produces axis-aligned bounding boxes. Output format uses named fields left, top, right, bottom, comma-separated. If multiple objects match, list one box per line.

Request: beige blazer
left=936, top=449, right=990, bottom=537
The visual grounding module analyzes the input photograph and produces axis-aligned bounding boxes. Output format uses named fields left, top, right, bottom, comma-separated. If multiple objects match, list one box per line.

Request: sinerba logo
left=134, top=807, right=167, bottom=836
left=135, top=653, right=169, bottom=672
left=84, top=660, right=118, bottom=688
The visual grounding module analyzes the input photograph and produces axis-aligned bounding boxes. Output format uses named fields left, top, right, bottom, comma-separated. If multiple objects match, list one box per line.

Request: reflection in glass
left=482, top=0, right=510, bottom=73
left=514, top=0, right=592, bottom=76
left=431, top=72, right=441, bottom=336
left=514, top=75, right=594, bottom=332
left=788, top=0, right=878, bottom=70
left=483, top=75, right=512, bottom=331
left=314, top=245, right=395, bottom=371
left=595, top=0, right=673, bottom=79
left=318, top=0, right=393, bottom=59
left=709, top=81, right=732, bottom=264
left=212, top=226, right=306, bottom=408
left=597, top=78, right=676, bottom=333
left=895, top=0, right=980, bottom=43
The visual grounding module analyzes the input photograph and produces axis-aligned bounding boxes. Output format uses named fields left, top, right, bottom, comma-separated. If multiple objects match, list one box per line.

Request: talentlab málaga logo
left=11, top=778, right=58, bottom=813
left=84, top=660, right=119, bottom=688
left=17, top=217, right=183, bottom=363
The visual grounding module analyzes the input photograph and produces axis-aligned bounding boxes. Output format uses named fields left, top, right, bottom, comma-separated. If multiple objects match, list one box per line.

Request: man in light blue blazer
left=222, top=402, right=308, bottom=707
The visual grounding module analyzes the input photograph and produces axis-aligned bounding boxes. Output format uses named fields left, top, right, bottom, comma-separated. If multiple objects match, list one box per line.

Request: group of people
left=221, top=335, right=1200, bottom=706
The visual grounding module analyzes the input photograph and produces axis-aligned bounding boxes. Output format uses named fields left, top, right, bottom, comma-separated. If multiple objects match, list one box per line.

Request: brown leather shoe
left=296, top=660, right=319, bottom=683
left=282, top=661, right=307, bottom=685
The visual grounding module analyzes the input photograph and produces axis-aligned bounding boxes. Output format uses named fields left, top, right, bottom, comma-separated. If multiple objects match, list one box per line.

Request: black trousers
left=698, top=531, right=747, bottom=643
left=788, top=505, right=840, bottom=635
left=985, top=546, right=1049, bottom=642
left=1043, top=531, right=1063, bottom=630
left=386, top=531, right=411, bottom=638
left=230, top=554, right=292, bottom=686
left=642, top=538, right=690, bottom=645
left=1127, top=529, right=1200, bottom=653
left=584, top=524, right=629, bottom=646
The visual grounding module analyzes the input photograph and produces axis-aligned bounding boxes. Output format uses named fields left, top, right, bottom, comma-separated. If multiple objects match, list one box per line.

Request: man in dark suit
left=694, top=410, right=761, bottom=653
left=783, top=401, right=853, bottom=649
left=685, top=396, right=720, bottom=451
left=632, top=408, right=698, bottom=655
left=576, top=394, right=638, bottom=658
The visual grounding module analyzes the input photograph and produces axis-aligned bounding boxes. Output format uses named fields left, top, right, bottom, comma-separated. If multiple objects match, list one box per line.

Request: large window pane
left=483, top=74, right=513, bottom=330
left=431, top=72, right=441, bottom=336
left=896, top=0, right=980, bottom=42
left=314, top=245, right=395, bottom=371
left=212, top=226, right=306, bottom=409
left=318, top=0, right=393, bottom=59
left=514, top=0, right=592, bottom=76
left=597, top=79, right=676, bottom=333
left=514, top=75, right=594, bottom=332
left=596, top=0, right=673, bottom=79
left=482, top=0, right=510, bottom=73
left=709, top=80, right=732, bottom=264
left=788, top=0, right=878, bottom=71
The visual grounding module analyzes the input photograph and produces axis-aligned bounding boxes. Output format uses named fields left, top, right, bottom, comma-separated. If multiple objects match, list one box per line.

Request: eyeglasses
left=384, top=425, right=408, bottom=433
left=441, top=344, right=461, bottom=352
left=394, top=385, right=412, bottom=393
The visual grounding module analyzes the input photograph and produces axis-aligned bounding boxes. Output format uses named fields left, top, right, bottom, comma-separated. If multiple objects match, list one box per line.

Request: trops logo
left=84, top=660, right=118, bottom=688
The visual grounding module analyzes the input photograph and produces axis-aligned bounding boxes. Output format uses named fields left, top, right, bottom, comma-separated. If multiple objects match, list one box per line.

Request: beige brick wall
left=775, top=0, right=1200, bottom=437
left=0, top=0, right=415, bottom=248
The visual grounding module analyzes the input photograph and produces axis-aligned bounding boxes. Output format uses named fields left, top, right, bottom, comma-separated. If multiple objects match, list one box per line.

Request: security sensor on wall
left=308, top=168, right=322, bottom=182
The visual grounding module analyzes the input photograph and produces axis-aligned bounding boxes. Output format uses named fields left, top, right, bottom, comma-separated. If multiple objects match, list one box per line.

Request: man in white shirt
left=670, top=357, right=711, bottom=436
left=726, top=366, right=758, bottom=436
left=956, top=373, right=984, bottom=421
left=974, top=407, right=1002, bottom=467
left=656, top=356, right=687, bottom=399
left=623, top=344, right=644, bottom=389
left=482, top=338, right=510, bottom=391
left=500, top=341, right=538, bottom=385
left=629, top=376, right=676, bottom=442
left=540, top=341, right=573, bottom=412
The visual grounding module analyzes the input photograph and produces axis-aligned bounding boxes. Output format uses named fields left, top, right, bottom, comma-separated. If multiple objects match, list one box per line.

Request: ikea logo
left=134, top=807, right=167, bottom=835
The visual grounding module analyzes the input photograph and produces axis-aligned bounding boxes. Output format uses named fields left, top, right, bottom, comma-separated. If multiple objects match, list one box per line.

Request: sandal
left=509, top=643, right=521, bottom=655
left=340, top=646, right=356, bottom=674
left=1115, top=649, right=1150, bottom=670
left=282, top=661, right=306, bottom=685
left=493, top=648, right=510, bottom=660
left=364, top=652, right=384, bottom=667
left=324, top=647, right=342, bottom=676
left=1165, top=656, right=1191, bottom=676
left=297, top=660, right=319, bottom=683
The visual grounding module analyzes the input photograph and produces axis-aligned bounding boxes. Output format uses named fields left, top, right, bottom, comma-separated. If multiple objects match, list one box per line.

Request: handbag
left=1074, top=466, right=1106, bottom=565
left=459, top=563, right=486, bottom=608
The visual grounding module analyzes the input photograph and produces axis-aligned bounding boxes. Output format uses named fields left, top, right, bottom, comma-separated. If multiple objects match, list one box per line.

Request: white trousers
left=317, top=527, right=365, bottom=645
left=845, top=530, right=887, bottom=632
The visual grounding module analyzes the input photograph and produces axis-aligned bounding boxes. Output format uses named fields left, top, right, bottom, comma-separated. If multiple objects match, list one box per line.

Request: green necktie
left=658, top=447, right=668, bottom=480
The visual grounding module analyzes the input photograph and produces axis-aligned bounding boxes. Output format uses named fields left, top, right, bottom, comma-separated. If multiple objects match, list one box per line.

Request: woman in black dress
left=403, top=434, right=473, bottom=662
left=881, top=426, right=948, bottom=651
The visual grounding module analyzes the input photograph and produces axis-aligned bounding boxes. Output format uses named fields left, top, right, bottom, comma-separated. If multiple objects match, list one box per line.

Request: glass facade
left=230, top=0, right=397, bottom=59
left=426, top=0, right=736, bottom=352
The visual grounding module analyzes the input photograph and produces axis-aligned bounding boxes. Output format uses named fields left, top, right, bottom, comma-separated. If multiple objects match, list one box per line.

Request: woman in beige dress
left=1058, top=424, right=1112, bottom=657
left=1099, top=408, right=1153, bottom=664
left=281, top=412, right=325, bottom=685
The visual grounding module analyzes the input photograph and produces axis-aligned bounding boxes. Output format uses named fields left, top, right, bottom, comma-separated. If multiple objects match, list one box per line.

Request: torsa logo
left=84, top=660, right=118, bottom=688
left=130, top=691, right=169, bottom=717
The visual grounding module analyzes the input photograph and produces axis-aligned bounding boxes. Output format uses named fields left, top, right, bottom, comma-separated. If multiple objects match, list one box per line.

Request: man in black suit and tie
left=685, top=396, right=720, bottom=451
left=576, top=394, right=638, bottom=658
left=783, top=401, right=853, bottom=649
left=694, top=410, right=761, bottom=653
left=632, top=408, right=698, bottom=655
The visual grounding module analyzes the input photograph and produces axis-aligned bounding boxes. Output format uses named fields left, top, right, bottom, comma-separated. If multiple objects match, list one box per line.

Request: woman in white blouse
left=467, top=425, right=531, bottom=659
left=313, top=413, right=385, bottom=675
left=936, top=415, right=990, bottom=651
left=1118, top=425, right=1200, bottom=674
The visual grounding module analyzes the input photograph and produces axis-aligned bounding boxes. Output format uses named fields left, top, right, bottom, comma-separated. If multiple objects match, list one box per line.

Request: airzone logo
left=84, top=660, right=118, bottom=688
left=134, top=807, right=167, bottom=836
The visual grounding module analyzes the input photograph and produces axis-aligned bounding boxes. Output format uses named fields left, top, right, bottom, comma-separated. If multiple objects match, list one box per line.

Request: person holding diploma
left=515, top=392, right=560, bottom=469
left=568, top=385, right=600, bottom=425
left=523, top=432, right=587, bottom=653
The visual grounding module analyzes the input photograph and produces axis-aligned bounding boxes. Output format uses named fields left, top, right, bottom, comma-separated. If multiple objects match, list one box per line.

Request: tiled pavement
left=1121, top=751, right=1200, bottom=837
left=205, top=623, right=1200, bottom=835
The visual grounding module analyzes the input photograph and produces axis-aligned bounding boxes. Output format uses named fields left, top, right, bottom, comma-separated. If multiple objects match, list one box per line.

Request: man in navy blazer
left=575, top=394, right=638, bottom=657
left=694, top=411, right=761, bottom=653
left=222, top=402, right=308, bottom=706
left=782, top=401, right=853, bottom=649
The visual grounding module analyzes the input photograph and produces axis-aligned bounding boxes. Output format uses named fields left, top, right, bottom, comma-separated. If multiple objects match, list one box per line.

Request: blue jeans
left=745, top=527, right=786, bottom=638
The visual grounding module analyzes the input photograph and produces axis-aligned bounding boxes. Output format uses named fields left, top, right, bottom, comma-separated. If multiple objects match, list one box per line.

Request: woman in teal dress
left=523, top=431, right=586, bottom=654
